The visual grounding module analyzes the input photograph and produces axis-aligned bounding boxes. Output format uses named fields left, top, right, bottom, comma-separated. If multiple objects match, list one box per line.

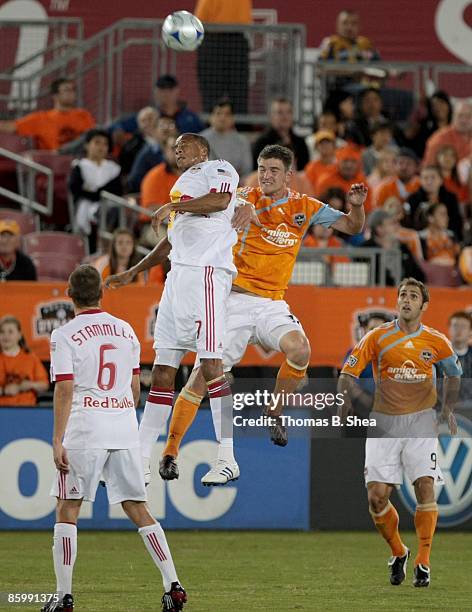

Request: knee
left=152, top=365, right=176, bottom=389
left=414, top=477, right=434, bottom=504
left=285, top=334, right=311, bottom=367
left=186, top=367, right=207, bottom=397
left=56, top=499, right=81, bottom=524
left=122, top=500, right=155, bottom=528
left=200, top=358, right=223, bottom=382
left=368, top=489, right=389, bottom=514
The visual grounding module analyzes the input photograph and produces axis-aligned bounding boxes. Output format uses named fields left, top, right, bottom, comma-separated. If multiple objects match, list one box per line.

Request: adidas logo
left=69, top=486, right=79, bottom=494
left=404, top=340, right=415, bottom=349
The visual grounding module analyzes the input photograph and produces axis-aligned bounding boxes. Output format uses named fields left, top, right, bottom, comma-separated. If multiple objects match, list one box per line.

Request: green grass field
left=1, top=531, right=471, bottom=611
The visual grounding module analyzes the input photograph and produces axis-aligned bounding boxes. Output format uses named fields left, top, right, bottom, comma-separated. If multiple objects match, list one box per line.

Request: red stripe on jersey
left=132, top=368, right=140, bottom=375
left=55, top=374, right=73, bottom=381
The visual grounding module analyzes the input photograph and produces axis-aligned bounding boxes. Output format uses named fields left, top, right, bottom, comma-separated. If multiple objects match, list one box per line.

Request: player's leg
left=412, top=476, right=437, bottom=587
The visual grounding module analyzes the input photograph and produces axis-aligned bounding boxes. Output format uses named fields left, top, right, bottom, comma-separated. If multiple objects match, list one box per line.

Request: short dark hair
left=155, top=74, right=178, bottom=89
left=85, top=128, right=112, bottom=153
left=68, top=265, right=102, bottom=308
left=448, top=310, right=472, bottom=327
left=370, top=119, right=393, bottom=136
left=270, top=96, right=292, bottom=108
left=421, top=164, right=442, bottom=177
left=212, top=98, right=234, bottom=114
left=397, top=277, right=430, bottom=304
left=179, top=133, right=210, bottom=156
left=50, top=78, right=73, bottom=95
left=258, top=144, right=294, bottom=171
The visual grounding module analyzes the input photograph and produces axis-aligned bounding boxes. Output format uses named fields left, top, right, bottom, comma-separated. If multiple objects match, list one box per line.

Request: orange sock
left=277, top=358, right=308, bottom=385
left=370, top=501, right=405, bottom=557
left=414, top=502, right=438, bottom=567
left=163, top=388, right=203, bottom=458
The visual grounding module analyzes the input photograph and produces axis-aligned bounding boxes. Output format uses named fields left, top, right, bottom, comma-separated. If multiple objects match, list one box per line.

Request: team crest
left=33, top=301, right=75, bottom=338
left=420, top=348, right=434, bottom=363
left=293, top=213, right=306, bottom=227
left=347, top=354, right=358, bottom=367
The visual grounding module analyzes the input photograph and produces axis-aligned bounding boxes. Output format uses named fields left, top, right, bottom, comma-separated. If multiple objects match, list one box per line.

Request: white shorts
left=364, top=409, right=443, bottom=486
left=50, top=447, right=147, bottom=505
left=222, top=292, right=306, bottom=370
left=154, top=264, right=232, bottom=361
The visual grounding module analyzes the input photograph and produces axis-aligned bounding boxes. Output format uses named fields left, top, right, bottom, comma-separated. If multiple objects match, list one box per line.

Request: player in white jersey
left=42, top=266, right=186, bottom=612
left=106, top=133, right=251, bottom=487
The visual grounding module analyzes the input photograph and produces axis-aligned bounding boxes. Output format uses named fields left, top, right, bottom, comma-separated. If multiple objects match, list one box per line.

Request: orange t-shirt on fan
left=0, top=349, right=49, bottom=406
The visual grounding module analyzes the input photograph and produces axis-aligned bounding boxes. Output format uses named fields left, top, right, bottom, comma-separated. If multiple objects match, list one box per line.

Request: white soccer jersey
left=168, top=159, right=239, bottom=275
left=50, top=309, right=141, bottom=450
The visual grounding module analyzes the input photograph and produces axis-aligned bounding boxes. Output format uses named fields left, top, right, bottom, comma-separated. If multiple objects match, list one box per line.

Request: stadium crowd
left=0, top=7, right=471, bottom=406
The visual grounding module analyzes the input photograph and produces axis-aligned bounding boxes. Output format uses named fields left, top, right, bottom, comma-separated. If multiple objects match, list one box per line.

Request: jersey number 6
left=98, top=344, right=118, bottom=391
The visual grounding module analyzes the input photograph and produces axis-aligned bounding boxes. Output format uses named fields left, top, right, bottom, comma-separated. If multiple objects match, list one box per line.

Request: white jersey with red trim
left=50, top=309, right=141, bottom=450
left=168, top=159, right=239, bottom=275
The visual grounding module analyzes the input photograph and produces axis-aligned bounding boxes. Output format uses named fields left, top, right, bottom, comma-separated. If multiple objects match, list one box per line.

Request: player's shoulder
left=205, top=158, right=238, bottom=175
left=421, top=324, right=452, bottom=347
left=366, top=321, right=396, bottom=343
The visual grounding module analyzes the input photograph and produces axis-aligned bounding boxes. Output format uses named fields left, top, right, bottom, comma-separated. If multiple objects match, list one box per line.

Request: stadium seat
left=290, top=261, right=326, bottom=285
left=0, top=207, right=39, bottom=234
left=23, top=231, right=87, bottom=260
left=0, top=133, right=31, bottom=153
left=421, top=262, right=462, bottom=287
left=30, top=253, right=82, bottom=281
left=332, top=262, right=370, bottom=286
left=0, top=135, right=32, bottom=206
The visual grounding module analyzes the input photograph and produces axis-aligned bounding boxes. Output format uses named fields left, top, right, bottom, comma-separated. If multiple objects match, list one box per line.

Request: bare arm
left=441, top=375, right=461, bottom=435
left=105, top=236, right=171, bottom=288
left=52, top=380, right=74, bottom=472
left=0, top=120, right=16, bottom=134
left=131, top=374, right=141, bottom=408
left=336, top=373, right=357, bottom=422
left=170, top=192, right=231, bottom=214
left=331, top=183, right=366, bottom=235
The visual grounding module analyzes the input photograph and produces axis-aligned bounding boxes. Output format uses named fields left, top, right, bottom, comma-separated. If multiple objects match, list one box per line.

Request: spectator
left=320, top=10, right=379, bottom=62
left=306, top=109, right=347, bottom=159
left=362, top=120, right=397, bottom=175
left=404, top=90, right=452, bottom=158
left=316, top=146, right=373, bottom=211
left=0, top=219, right=36, bottom=281
left=305, top=130, right=337, bottom=194
left=303, top=223, right=348, bottom=265
left=459, top=246, right=472, bottom=284
left=436, top=144, right=470, bottom=206
left=382, top=196, right=423, bottom=262
left=127, top=116, right=177, bottom=193
left=407, top=165, right=463, bottom=240
left=68, top=129, right=122, bottom=253
left=323, top=91, right=364, bottom=145
left=374, top=147, right=420, bottom=208
left=0, top=78, right=95, bottom=151
left=0, top=316, right=48, bottom=406
left=140, top=136, right=181, bottom=246
left=93, top=228, right=143, bottom=282
left=195, top=0, right=252, bottom=114
left=354, top=88, right=392, bottom=146
left=118, top=106, right=159, bottom=175
left=418, top=203, right=460, bottom=265
left=111, top=75, right=203, bottom=137
left=360, top=209, right=425, bottom=285
left=252, top=97, right=309, bottom=171
left=423, top=101, right=472, bottom=166
left=448, top=311, right=472, bottom=404
left=201, top=99, right=252, bottom=177
left=367, top=146, right=397, bottom=191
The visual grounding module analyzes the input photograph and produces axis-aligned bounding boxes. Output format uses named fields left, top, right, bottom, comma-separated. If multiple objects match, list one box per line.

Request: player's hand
left=4, top=383, right=20, bottom=396
left=440, top=408, right=457, bottom=435
left=232, top=201, right=263, bottom=232
left=151, top=203, right=172, bottom=236
left=53, top=442, right=69, bottom=473
left=105, top=269, right=136, bottom=289
left=347, top=183, right=368, bottom=207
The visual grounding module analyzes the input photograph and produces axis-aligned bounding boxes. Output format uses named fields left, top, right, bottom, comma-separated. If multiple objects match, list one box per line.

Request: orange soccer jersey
left=341, top=320, right=461, bottom=415
left=234, top=187, right=344, bottom=299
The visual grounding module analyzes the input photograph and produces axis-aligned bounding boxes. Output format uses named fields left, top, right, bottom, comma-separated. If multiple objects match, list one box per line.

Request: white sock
left=139, top=387, right=174, bottom=459
left=207, top=377, right=235, bottom=463
left=139, top=522, right=178, bottom=591
left=52, top=523, right=77, bottom=596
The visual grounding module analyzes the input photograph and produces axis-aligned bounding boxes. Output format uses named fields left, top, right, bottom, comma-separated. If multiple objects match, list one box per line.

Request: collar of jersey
left=76, top=309, right=103, bottom=316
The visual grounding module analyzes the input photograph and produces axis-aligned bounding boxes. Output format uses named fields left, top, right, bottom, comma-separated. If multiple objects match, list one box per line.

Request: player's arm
left=337, top=373, right=357, bottom=422
left=331, top=183, right=366, bottom=235
left=52, top=380, right=74, bottom=472
left=442, top=375, right=461, bottom=435
left=131, top=374, right=141, bottom=408
left=105, top=236, right=171, bottom=288
left=151, top=193, right=231, bottom=235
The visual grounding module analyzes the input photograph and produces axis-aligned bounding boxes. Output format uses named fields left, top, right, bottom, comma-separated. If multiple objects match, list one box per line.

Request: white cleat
left=201, top=459, right=240, bottom=486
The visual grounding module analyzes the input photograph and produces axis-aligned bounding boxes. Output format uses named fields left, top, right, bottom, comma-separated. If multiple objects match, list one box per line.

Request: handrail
left=0, top=148, right=53, bottom=216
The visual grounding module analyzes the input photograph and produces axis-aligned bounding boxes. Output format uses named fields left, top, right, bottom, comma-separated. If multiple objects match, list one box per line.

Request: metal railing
left=0, top=147, right=53, bottom=215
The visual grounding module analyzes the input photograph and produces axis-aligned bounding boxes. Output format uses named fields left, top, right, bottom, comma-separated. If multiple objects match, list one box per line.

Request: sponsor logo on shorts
left=69, top=486, right=79, bottom=495
left=83, top=396, right=134, bottom=409
left=347, top=354, right=358, bottom=367
left=293, top=213, right=306, bottom=226
left=261, top=223, right=299, bottom=248
left=420, top=348, right=434, bottom=363
left=34, top=301, right=75, bottom=338
left=387, top=360, right=427, bottom=381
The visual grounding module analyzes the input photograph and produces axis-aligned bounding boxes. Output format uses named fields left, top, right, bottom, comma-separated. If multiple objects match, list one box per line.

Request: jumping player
left=339, top=278, right=461, bottom=588
left=42, top=265, right=185, bottom=612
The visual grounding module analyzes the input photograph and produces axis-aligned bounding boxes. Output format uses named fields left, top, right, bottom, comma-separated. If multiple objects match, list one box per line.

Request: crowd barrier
left=0, top=283, right=470, bottom=366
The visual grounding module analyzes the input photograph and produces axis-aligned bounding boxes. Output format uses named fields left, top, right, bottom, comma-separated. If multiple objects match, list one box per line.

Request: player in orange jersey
left=339, top=278, right=462, bottom=588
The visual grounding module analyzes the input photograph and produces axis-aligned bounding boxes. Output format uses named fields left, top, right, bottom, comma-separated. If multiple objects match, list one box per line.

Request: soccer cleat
left=41, top=594, right=74, bottom=611
left=201, top=459, right=240, bottom=486
left=413, top=564, right=431, bottom=587
left=388, top=547, right=410, bottom=585
left=159, top=455, right=179, bottom=481
left=269, top=415, right=288, bottom=447
left=161, top=582, right=187, bottom=611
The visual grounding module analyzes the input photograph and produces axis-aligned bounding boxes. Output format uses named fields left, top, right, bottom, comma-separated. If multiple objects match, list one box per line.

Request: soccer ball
left=161, top=11, right=205, bottom=52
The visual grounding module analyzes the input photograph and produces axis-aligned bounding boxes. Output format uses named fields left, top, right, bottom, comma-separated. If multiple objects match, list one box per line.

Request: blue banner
left=0, top=408, right=310, bottom=530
